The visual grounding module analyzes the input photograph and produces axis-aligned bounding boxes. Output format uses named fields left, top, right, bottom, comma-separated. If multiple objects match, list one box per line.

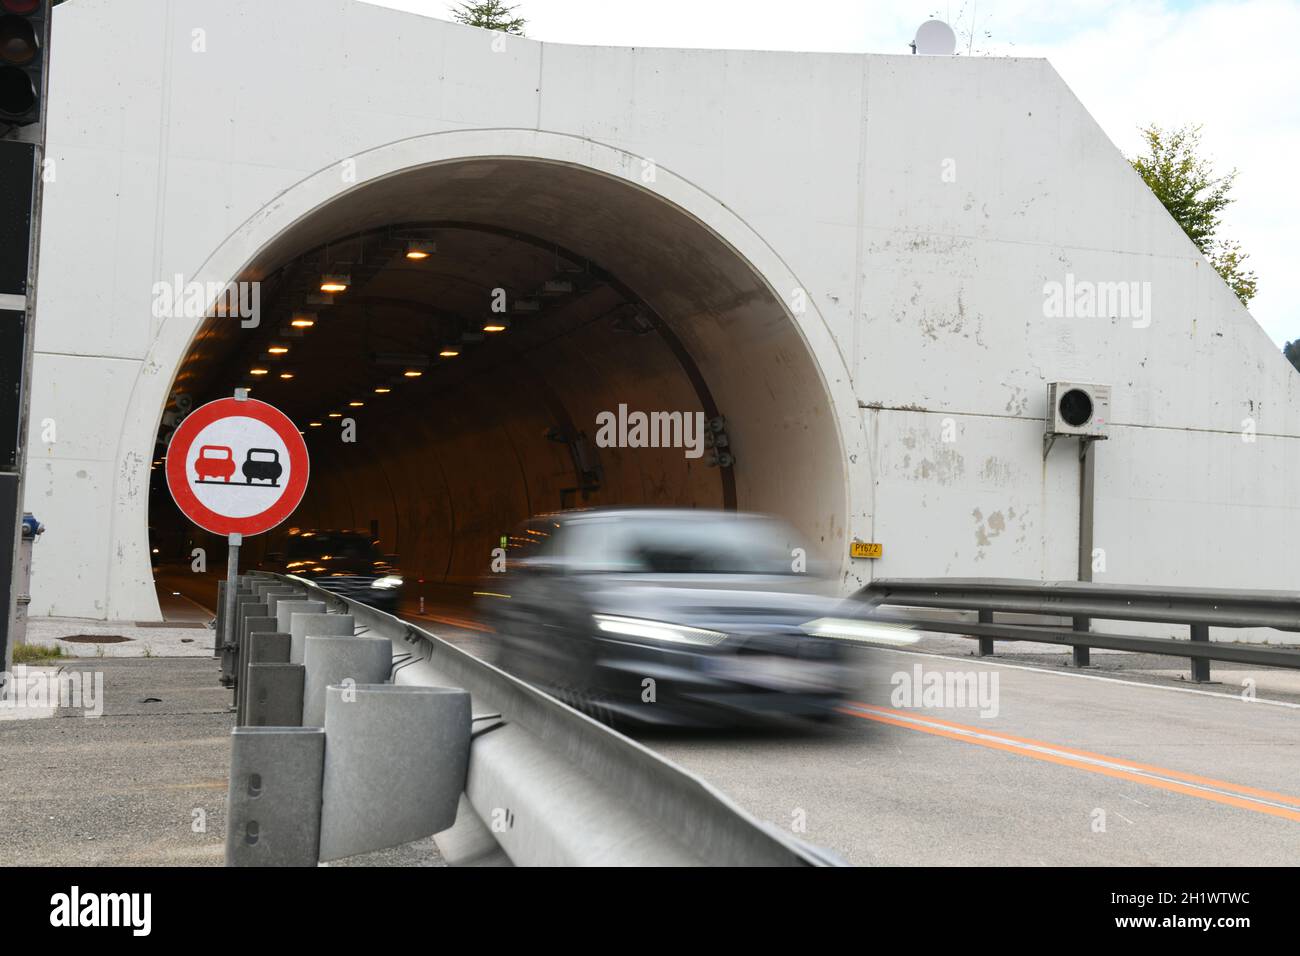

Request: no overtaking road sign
left=165, top=396, right=309, bottom=537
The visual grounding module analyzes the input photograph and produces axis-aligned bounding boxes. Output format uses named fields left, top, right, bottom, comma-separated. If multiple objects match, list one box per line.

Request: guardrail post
left=238, top=630, right=290, bottom=725
left=246, top=663, right=306, bottom=726
left=214, top=580, right=226, bottom=659
left=220, top=592, right=262, bottom=687
left=1071, top=618, right=1091, bottom=667
left=235, top=616, right=277, bottom=721
left=289, top=612, right=355, bottom=665
left=301, top=634, right=391, bottom=727
left=1189, top=623, right=1211, bottom=682
left=316, top=684, right=471, bottom=862
left=976, top=609, right=994, bottom=656
left=225, top=727, right=325, bottom=866
left=274, top=599, right=326, bottom=635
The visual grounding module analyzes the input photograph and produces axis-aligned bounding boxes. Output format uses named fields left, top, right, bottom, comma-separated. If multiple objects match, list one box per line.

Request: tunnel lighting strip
left=839, top=703, right=1300, bottom=821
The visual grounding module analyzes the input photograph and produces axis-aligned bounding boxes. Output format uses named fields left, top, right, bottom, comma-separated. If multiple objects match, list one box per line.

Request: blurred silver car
left=478, top=508, right=859, bottom=727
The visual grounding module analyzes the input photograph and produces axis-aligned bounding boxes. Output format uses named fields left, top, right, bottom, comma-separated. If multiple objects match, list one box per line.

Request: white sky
left=367, top=0, right=1300, bottom=348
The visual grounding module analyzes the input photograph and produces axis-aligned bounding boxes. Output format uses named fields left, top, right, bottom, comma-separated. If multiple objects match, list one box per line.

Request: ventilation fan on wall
left=1044, top=382, right=1111, bottom=457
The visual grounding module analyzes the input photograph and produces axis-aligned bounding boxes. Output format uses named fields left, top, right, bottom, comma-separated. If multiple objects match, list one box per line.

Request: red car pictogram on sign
left=195, top=445, right=236, bottom=482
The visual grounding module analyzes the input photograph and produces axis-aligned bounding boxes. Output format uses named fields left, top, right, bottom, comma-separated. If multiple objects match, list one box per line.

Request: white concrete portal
left=24, top=0, right=1300, bottom=627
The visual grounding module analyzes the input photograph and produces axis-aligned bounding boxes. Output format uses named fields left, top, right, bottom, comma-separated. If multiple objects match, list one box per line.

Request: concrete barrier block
left=317, top=684, right=471, bottom=862
left=289, top=612, right=354, bottom=665
left=225, top=727, right=325, bottom=866
left=300, top=635, right=391, bottom=727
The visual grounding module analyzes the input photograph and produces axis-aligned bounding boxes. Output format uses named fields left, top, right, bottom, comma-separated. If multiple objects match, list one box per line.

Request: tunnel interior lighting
left=483, top=318, right=510, bottom=332
left=290, top=314, right=316, bottom=328
left=327, top=412, right=342, bottom=418
left=403, top=369, right=423, bottom=378
left=374, top=386, right=391, bottom=394
left=250, top=367, right=269, bottom=376
left=319, top=274, right=350, bottom=293
left=348, top=401, right=364, bottom=407
left=267, top=345, right=289, bottom=354
left=439, top=346, right=460, bottom=358
left=279, top=372, right=294, bottom=380
left=308, top=421, right=322, bottom=427
left=405, top=241, right=436, bottom=260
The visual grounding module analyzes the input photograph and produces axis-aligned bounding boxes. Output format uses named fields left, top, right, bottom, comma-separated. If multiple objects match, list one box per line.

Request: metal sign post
left=224, top=532, right=242, bottom=665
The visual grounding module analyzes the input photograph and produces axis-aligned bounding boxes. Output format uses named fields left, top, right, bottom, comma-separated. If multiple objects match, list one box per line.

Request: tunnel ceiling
left=168, top=223, right=642, bottom=428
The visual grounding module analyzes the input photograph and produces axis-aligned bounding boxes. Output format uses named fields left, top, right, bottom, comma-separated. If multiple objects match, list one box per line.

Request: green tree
left=1284, top=341, right=1300, bottom=375
left=1129, top=123, right=1257, bottom=307
left=450, top=1, right=526, bottom=35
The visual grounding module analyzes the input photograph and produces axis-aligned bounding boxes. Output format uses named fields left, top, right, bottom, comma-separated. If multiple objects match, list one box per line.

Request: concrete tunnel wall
left=24, top=0, right=1300, bottom=633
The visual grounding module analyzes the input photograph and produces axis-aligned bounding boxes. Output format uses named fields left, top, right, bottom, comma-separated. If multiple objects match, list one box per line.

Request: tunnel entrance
left=148, top=157, right=845, bottom=601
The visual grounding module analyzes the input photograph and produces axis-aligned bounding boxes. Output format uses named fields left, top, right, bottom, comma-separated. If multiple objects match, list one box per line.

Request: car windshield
left=562, top=515, right=798, bottom=574
left=286, top=533, right=381, bottom=563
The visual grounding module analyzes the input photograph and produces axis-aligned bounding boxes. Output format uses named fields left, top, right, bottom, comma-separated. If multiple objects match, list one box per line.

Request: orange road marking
left=839, top=701, right=1300, bottom=823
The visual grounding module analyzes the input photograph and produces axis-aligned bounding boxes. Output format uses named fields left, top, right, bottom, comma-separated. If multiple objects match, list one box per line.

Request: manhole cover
left=60, top=635, right=132, bottom=644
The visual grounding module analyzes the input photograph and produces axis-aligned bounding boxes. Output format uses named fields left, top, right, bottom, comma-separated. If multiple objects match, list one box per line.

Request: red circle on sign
left=165, top=397, right=310, bottom=537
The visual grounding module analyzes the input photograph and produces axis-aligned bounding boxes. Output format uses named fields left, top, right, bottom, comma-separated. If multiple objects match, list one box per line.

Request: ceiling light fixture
left=405, top=241, right=436, bottom=260
left=348, top=401, right=364, bottom=407
left=374, top=386, right=391, bottom=394
left=403, top=369, right=423, bottom=378
left=290, top=313, right=316, bottom=328
left=268, top=345, right=289, bottom=354
left=279, top=372, right=294, bottom=380
left=483, top=318, right=510, bottom=332
left=439, top=346, right=460, bottom=358
left=250, top=367, right=269, bottom=376
left=319, top=274, right=350, bottom=293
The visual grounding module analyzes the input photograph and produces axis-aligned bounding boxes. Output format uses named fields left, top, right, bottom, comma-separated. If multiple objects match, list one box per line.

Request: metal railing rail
left=858, top=577, right=1300, bottom=683
left=263, top=573, right=830, bottom=867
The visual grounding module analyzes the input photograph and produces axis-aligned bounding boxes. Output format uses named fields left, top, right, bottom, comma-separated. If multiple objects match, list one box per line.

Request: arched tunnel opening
left=147, top=158, right=846, bottom=614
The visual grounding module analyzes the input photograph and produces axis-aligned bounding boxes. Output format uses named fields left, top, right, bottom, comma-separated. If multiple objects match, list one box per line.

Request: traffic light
left=0, top=0, right=48, bottom=128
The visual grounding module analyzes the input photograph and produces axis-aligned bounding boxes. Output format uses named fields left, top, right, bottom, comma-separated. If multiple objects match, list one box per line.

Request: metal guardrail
left=858, top=578, right=1300, bottom=683
left=234, top=572, right=831, bottom=867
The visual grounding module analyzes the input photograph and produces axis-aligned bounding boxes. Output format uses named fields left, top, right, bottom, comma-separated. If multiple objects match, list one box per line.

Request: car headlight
left=801, top=617, right=919, bottom=645
left=370, top=575, right=403, bottom=589
left=593, top=614, right=727, bottom=647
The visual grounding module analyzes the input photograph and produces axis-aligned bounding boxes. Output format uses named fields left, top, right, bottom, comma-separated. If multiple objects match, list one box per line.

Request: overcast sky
left=366, top=0, right=1299, bottom=348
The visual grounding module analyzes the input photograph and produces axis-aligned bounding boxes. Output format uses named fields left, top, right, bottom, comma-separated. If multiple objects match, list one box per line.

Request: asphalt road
left=154, top=571, right=1300, bottom=866
left=403, top=598, right=1300, bottom=866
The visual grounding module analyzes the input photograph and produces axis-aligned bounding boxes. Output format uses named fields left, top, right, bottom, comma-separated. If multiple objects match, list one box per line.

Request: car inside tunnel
left=147, top=158, right=846, bottom=605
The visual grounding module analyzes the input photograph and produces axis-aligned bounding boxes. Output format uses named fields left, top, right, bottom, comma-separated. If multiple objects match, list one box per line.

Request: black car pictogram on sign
left=241, top=448, right=283, bottom=486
